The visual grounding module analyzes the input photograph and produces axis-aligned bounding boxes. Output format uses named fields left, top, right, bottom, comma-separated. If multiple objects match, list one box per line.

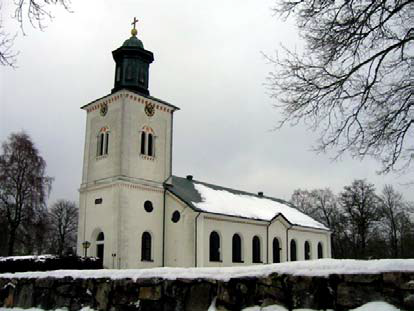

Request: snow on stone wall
left=0, top=259, right=413, bottom=310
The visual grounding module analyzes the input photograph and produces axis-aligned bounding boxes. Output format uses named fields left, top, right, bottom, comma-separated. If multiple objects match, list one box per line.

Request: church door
left=96, top=232, right=104, bottom=265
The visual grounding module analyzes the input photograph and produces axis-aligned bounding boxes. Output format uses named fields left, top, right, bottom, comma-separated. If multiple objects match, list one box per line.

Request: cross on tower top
left=132, top=17, right=139, bottom=29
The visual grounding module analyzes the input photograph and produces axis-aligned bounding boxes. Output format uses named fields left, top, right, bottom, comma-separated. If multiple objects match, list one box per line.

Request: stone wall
left=0, top=272, right=413, bottom=311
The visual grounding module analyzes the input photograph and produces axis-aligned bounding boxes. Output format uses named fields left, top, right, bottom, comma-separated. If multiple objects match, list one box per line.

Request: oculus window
left=171, top=211, right=180, bottom=223
left=144, top=201, right=153, bottom=213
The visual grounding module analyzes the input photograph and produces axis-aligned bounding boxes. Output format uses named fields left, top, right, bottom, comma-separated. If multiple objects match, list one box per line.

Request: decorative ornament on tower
left=111, top=18, right=154, bottom=95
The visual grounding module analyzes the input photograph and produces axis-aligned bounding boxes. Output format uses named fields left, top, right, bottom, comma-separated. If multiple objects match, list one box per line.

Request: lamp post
left=82, top=241, right=91, bottom=257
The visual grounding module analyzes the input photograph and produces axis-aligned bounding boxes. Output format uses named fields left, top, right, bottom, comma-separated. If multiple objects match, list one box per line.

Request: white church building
left=76, top=26, right=331, bottom=269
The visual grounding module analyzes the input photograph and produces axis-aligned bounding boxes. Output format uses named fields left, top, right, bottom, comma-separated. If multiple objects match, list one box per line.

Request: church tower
left=77, top=21, right=179, bottom=268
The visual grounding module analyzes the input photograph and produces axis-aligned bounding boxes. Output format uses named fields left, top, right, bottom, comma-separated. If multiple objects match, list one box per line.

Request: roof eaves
left=270, top=213, right=292, bottom=226
left=80, top=89, right=180, bottom=111
left=290, top=224, right=331, bottom=232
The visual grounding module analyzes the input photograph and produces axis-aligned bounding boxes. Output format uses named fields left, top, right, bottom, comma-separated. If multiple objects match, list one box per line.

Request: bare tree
left=0, top=12, right=17, bottom=67
left=379, top=185, right=414, bottom=257
left=340, top=179, right=380, bottom=258
left=0, top=132, right=52, bottom=255
left=19, top=206, right=51, bottom=255
left=291, top=188, right=347, bottom=258
left=1, top=0, right=71, bottom=66
left=49, top=199, right=78, bottom=255
left=291, top=189, right=314, bottom=216
left=268, top=0, right=413, bottom=173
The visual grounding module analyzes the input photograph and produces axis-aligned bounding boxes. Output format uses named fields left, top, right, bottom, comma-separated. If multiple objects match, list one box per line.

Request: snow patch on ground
left=193, top=183, right=328, bottom=230
left=0, top=255, right=55, bottom=262
left=206, top=300, right=400, bottom=311
left=0, top=302, right=402, bottom=311
left=0, top=259, right=413, bottom=281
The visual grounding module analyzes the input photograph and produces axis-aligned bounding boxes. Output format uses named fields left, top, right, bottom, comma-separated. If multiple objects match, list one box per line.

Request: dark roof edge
left=166, top=187, right=330, bottom=230
left=174, top=175, right=291, bottom=206
left=165, top=188, right=268, bottom=223
left=80, top=89, right=180, bottom=110
left=168, top=176, right=331, bottom=232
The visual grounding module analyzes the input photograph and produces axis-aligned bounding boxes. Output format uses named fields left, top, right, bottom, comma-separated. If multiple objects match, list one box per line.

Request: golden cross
left=131, top=17, right=139, bottom=29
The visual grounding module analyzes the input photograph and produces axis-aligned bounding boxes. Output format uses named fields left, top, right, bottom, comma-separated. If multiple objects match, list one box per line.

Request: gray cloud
left=1, top=0, right=412, bottom=206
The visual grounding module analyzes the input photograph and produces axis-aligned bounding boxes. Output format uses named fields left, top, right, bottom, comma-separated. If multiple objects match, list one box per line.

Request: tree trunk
left=7, top=227, right=16, bottom=256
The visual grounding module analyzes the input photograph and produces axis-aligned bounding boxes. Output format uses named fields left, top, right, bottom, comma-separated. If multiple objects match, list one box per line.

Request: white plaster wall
left=268, top=218, right=289, bottom=263
left=288, top=227, right=331, bottom=261
left=78, top=89, right=175, bottom=269
left=77, top=184, right=119, bottom=268
left=199, top=215, right=268, bottom=267
left=80, top=90, right=173, bottom=186
left=83, top=96, right=123, bottom=184
left=118, top=182, right=164, bottom=269
left=164, top=193, right=197, bottom=267
left=122, top=92, right=172, bottom=183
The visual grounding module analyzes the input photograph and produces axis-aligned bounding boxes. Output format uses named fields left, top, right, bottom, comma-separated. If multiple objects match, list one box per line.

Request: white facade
left=77, top=34, right=331, bottom=269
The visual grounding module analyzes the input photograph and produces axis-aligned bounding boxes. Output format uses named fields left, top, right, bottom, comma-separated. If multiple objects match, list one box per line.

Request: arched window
left=290, top=239, right=297, bottom=261
left=141, top=232, right=152, bottom=261
left=97, top=128, right=109, bottom=156
left=305, top=241, right=311, bottom=260
left=98, top=133, right=105, bottom=156
left=252, top=236, right=261, bottom=263
left=209, top=231, right=220, bottom=262
left=318, top=242, right=323, bottom=259
left=96, top=232, right=104, bottom=264
left=105, top=132, right=109, bottom=154
left=140, top=127, right=156, bottom=157
left=140, top=132, right=146, bottom=154
left=148, top=133, right=153, bottom=156
left=273, top=238, right=281, bottom=263
left=232, top=234, right=242, bottom=263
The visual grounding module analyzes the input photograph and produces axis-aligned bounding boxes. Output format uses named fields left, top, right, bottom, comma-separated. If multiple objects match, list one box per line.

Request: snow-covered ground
left=0, top=301, right=403, bottom=311
left=212, top=301, right=401, bottom=311
left=0, top=259, right=413, bottom=281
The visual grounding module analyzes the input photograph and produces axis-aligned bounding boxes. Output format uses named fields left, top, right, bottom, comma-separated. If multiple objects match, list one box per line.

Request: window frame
left=290, top=239, right=297, bottom=261
left=252, top=235, right=262, bottom=263
left=317, top=242, right=324, bottom=259
left=209, top=231, right=221, bottom=262
left=273, top=237, right=281, bottom=263
left=232, top=233, right=243, bottom=263
left=141, top=231, right=152, bottom=262
left=97, top=128, right=110, bottom=157
left=140, top=131, right=146, bottom=155
left=304, top=241, right=311, bottom=260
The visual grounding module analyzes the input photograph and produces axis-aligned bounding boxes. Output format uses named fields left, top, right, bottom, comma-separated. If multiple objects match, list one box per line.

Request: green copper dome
left=112, top=27, right=154, bottom=95
left=122, top=35, right=144, bottom=49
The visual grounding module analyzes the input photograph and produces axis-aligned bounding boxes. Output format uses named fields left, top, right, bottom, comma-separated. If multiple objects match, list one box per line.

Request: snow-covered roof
left=167, top=176, right=328, bottom=230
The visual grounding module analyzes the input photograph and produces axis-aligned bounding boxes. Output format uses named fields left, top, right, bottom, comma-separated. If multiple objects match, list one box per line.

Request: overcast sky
left=1, top=0, right=413, bottom=204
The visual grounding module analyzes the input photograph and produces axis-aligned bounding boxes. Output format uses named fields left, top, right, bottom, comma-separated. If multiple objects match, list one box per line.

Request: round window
left=171, top=211, right=180, bottom=223
left=144, top=200, right=153, bottom=213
